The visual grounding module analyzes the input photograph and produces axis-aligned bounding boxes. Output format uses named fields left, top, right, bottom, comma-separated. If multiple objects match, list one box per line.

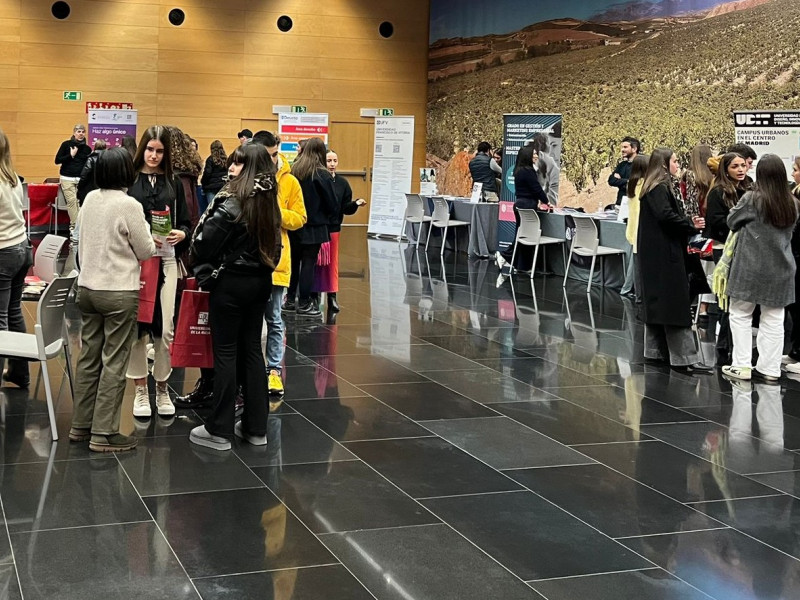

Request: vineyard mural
left=427, top=0, right=800, bottom=208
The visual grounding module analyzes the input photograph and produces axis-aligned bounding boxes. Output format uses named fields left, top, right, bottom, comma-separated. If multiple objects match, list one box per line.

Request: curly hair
left=166, top=126, right=203, bottom=177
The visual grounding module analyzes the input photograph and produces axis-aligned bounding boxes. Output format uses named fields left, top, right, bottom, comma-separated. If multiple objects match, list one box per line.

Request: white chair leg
left=531, top=244, right=540, bottom=280
left=440, top=225, right=448, bottom=257
left=563, top=245, right=574, bottom=287
left=40, top=360, right=59, bottom=441
left=510, top=238, right=519, bottom=274
left=587, top=254, right=597, bottom=293
left=425, top=223, right=434, bottom=252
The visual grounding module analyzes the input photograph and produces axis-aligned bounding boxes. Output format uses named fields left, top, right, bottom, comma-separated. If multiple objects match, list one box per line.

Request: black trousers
left=288, top=238, right=321, bottom=303
left=205, top=270, right=271, bottom=438
left=712, top=249, right=732, bottom=356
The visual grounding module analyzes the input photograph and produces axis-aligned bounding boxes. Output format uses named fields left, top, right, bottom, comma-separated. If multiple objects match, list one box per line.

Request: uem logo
left=735, top=113, right=772, bottom=126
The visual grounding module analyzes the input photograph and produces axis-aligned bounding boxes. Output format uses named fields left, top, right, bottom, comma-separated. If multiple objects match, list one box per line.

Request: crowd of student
left=0, top=124, right=364, bottom=453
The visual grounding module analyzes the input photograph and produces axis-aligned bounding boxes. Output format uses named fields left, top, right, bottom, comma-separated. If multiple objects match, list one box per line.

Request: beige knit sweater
left=76, top=189, right=156, bottom=291
left=0, top=179, right=27, bottom=251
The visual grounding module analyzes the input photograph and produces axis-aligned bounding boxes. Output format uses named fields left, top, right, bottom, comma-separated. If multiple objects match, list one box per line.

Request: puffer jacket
left=274, top=153, right=307, bottom=287
left=190, top=174, right=281, bottom=277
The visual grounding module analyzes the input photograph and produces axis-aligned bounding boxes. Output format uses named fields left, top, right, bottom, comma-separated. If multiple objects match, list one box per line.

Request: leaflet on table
left=151, top=209, right=175, bottom=258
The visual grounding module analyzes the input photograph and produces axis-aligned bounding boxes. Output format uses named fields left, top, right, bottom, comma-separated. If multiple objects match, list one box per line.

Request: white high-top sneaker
left=155, top=386, right=175, bottom=416
left=133, top=385, right=152, bottom=417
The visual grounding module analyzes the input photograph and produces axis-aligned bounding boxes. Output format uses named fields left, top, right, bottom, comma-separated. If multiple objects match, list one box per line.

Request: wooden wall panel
left=5, top=0, right=431, bottom=195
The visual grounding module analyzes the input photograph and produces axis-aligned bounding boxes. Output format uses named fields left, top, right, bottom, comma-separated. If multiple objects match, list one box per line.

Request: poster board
left=367, top=116, right=415, bottom=237
left=87, top=108, right=137, bottom=148
left=278, top=112, right=329, bottom=163
left=734, top=111, right=800, bottom=178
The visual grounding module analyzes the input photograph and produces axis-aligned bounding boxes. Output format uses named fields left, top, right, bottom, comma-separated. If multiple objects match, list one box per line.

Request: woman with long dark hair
left=682, top=144, right=715, bottom=317
left=126, top=126, right=192, bottom=418
left=722, top=155, right=798, bottom=381
left=495, top=143, right=550, bottom=272
left=637, top=147, right=710, bottom=374
left=200, top=140, right=228, bottom=213
left=189, top=143, right=281, bottom=451
left=168, top=126, right=203, bottom=227
left=0, top=128, right=33, bottom=389
left=286, top=137, right=338, bottom=317
left=705, top=152, right=749, bottom=364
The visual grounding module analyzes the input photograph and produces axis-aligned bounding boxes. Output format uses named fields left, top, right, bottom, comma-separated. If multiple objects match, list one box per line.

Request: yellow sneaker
left=268, top=370, right=284, bottom=397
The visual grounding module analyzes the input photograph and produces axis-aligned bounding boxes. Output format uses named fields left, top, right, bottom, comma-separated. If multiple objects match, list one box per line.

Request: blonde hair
left=0, top=129, right=19, bottom=187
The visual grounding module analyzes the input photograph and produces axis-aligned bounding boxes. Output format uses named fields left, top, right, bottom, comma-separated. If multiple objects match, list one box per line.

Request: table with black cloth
left=538, top=212, right=629, bottom=289
left=405, top=198, right=499, bottom=257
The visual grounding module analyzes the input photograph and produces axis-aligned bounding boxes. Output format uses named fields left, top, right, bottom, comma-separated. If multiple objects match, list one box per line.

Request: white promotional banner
left=734, top=111, right=800, bottom=177
left=368, top=116, right=415, bottom=237
left=278, top=112, right=329, bottom=163
left=87, top=108, right=137, bottom=148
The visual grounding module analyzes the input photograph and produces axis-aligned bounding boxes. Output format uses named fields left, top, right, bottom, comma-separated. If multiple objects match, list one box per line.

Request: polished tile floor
left=3, top=230, right=800, bottom=599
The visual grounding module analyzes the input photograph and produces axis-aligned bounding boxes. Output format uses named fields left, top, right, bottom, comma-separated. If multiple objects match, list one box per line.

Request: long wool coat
left=637, top=182, right=698, bottom=327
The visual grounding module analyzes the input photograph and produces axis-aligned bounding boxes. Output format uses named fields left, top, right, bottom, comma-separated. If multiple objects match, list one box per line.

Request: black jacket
left=469, top=153, right=496, bottom=193
left=127, top=172, right=193, bottom=256
left=54, top=138, right=92, bottom=177
left=200, top=157, right=228, bottom=194
left=608, top=159, right=632, bottom=205
left=328, top=175, right=359, bottom=233
left=294, top=168, right=338, bottom=245
left=513, top=168, right=548, bottom=205
left=637, top=182, right=699, bottom=327
left=190, top=177, right=281, bottom=276
left=705, top=186, right=746, bottom=243
left=77, top=149, right=104, bottom=204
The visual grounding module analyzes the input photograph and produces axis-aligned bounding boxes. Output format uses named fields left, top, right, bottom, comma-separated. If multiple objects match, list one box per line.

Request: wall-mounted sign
left=63, top=91, right=82, bottom=101
left=86, top=102, right=133, bottom=111
left=379, top=108, right=395, bottom=116
left=291, top=105, right=307, bottom=113
left=734, top=110, right=800, bottom=178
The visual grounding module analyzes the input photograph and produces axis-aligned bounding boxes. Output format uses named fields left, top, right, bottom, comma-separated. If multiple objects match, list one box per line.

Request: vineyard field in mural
left=427, top=0, right=800, bottom=206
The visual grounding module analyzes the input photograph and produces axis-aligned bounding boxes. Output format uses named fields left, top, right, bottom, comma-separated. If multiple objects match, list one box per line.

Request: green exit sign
left=291, top=105, right=307, bottom=113
left=379, top=108, right=394, bottom=116
left=63, top=91, right=82, bottom=101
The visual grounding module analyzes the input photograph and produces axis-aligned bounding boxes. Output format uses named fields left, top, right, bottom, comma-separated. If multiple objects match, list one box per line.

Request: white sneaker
left=785, top=362, right=800, bottom=374
left=234, top=421, right=267, bottom=446
left=721, top=365, right=752, bottom=381
left=155, top=387, right=175, bottom=416
left=133, top=385, right=152, bottom=417
left=189, top=425, right=231, bottom=451
left=495, top=251, right=507, bottom=270
left=782, top=354, right=798, bottom=365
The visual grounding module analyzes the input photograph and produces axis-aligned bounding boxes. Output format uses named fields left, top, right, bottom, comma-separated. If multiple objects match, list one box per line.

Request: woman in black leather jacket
left=189, top=143, right=281, bottom=451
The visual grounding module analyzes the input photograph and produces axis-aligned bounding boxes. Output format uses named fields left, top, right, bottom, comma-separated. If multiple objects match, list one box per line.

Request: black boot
left=3, top=360, right=30, bottom=389
left=174, top=377, right=214, bottom=408
left=328, top=292, right=340, bottom=313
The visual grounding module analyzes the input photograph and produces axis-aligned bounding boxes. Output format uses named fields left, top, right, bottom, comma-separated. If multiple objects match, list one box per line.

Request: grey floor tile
left=529, top=568, right=713, bottom=599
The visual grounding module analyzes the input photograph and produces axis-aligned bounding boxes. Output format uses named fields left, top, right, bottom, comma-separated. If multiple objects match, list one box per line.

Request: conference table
left=406, top=197, right=499, bottom=258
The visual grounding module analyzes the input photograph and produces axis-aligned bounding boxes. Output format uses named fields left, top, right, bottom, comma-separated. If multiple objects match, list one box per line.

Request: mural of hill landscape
left=427, top=0, right=800, bottom=207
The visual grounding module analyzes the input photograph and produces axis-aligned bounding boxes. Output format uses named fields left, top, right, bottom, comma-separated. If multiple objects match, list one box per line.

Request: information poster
left=278, top=112, right=329, bottom=163
left=734, top=111, right=800, bottom=177
left=367, top=116, right=415, bottom=237
left=498, top=113, right=562, bottom=251
left=87, top=108, right=137, bottom=148
left=420, top=168, right=437, bottom=196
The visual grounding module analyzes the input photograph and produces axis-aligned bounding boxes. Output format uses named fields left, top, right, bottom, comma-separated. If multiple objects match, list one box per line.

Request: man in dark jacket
left=54, top=124, right=92, bottom=233
left=607, top=136, right=640, bottom=206
left=469, top=142, right=501, bottom=201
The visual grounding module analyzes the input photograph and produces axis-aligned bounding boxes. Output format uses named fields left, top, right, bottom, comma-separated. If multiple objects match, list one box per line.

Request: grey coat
left=727, top=191, right=798, bottom=307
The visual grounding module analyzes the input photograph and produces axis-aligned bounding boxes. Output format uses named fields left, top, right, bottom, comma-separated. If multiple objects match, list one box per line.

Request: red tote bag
left=137, top=257, right=161, bottom=324
left=170, top=289, right=214, bottom=369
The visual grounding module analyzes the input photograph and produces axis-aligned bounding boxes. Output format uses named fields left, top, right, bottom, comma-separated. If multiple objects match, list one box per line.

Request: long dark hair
left=514, top=144, right=537, bottom=177
left=133, top=126, right=173, bottom=180
left=710, top=152, right=747, bottom=209
left=291, top=137, right=327, bottom=181
left=627, top=154, right=649, bottom=198
left=753, top=154, right=797, bottom=228
left=226, top=144, right=280, bottom=267
left=639, top=147, right=674, bottom=198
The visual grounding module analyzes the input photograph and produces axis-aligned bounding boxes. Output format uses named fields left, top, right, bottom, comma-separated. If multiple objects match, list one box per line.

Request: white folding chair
left=51, top=186, right=70, bottom=235
left=33, top=234, right=68, bottom=283
left=425, top=196, right=470, bottom=256
left=21, top=182, right=31, bottom=237
left=0, top=272, right=77, bottom=441
left=510, top=209, right=566, bottom=278
left=402, top=193, right=432, bottom=246
left=563, top=215, right=627, bottom=293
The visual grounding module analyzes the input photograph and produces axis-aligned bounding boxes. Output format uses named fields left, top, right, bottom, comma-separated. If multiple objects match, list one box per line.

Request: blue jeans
left=264, top=285, right=285, bottom=372
left=200, top=191, right=216, bottom=215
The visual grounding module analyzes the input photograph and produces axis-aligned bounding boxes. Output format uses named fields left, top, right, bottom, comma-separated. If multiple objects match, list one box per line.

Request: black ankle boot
left=328, top=293, right=340, bottom=313
left=174, top=377, right=214, bottom=408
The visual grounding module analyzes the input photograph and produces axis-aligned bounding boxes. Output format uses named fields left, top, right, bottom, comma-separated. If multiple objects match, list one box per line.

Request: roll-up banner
left=499, top=114, right=562, bottom=251
left=278, top=112, right=329, bottom=164
left=87, top=109, right=137, bottom=148
left=734, top=111, right=800, bottom=178
left=367, top=116, right=416, bottom=237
